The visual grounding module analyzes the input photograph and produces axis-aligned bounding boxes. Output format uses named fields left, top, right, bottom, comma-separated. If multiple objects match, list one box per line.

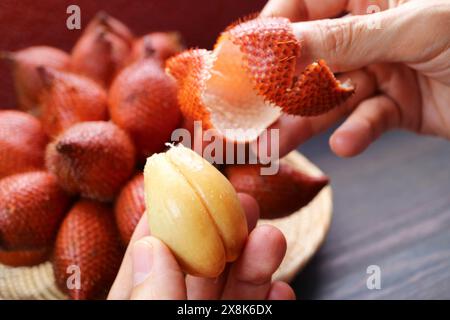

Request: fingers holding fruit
left=127, top=224, right=293, bottom=300
left=108, top=166, right=293, bottom=300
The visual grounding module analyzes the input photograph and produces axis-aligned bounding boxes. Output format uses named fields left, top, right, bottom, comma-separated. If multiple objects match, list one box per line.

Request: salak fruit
left=144, top=144, right=247, bottom=278
left=128, top=31, right=184, bottom=65
left=72, top=12, right=133, bottom=87
left=166, top=16, right=354, bottom=142
left=1, top=46, right=70, bottom=112
left=71, top=23, right=131, bottom=87
left=53, top=200, right=123, bottom=300
left=114, top=173, right=145, bottom=245
left=38, top=67, right=108, bottom=137
left=109, top=59, right=181, bottom=161
left=0, top=247, right=50, bottom=267
left=84, top=11, right=134, bottom=45
left=0, top=110, right=48, bottom=179
left=224, top=162, right=329, bottom=219
left=0, top=171, right=70, bottom=250
left=46, top=121, right=136, bottom=202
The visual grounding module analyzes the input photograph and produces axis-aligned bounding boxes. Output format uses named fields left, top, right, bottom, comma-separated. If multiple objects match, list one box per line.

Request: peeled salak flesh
left=144, top=144, right=248, bottom=278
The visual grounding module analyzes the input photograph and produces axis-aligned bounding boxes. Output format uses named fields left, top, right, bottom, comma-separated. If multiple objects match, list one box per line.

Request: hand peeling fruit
left=144, top=144, right=248, bottom=278
left=166, top=16, right=354, bottom=142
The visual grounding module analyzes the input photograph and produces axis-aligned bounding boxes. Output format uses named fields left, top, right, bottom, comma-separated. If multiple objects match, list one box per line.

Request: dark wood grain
left=292, top=129, right=450, bottom=299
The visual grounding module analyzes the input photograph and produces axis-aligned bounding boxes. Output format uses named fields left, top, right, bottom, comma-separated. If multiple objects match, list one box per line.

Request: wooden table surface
left=292, top=129, right=450, bottom=299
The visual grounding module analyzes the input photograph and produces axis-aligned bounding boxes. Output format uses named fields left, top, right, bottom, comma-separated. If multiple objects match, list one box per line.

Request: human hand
left=261, top=0, right=450, bottom=157
left=108, top=193, right=295, bottom=300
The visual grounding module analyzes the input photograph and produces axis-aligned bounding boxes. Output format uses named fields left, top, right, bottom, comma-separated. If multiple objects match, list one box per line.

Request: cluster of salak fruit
left=0, top=12, right=353, bottom=300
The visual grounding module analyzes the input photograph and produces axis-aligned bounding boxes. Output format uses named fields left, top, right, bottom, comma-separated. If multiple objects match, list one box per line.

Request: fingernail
left=132, top=238, right=154, bottom=287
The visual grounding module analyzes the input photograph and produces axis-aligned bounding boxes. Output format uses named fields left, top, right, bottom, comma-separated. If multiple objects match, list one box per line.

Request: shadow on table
left=291, top=253, right=324, bottom=300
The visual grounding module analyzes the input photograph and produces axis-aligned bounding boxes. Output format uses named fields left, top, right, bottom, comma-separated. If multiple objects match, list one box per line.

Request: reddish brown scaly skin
left=224, top=17, right=354, bottom=116
left=166, top=17, right=355, bottom=132
left=128, top=32, right=184, bottom=65
left=1, top=46, right=70, bottom=112
left=114, top=173, right=145, bottom=245
left=0, top=247, right=50, bottom=267
left=166, top=49, right=215, bottom=129
left=109, top=59, right=181, bottom=161
left=53, top=200, right=123, bottom=300
left=46, top=121, right=136, bottom=202
left=224, top=163, right=329, bottom=219
left=0, top=171, right=70, bottom=250
left=71, top=25, right=131, bottom=88
left=38, top=67, right=108, bottom=138
left=85, top=11, right=134, bottom=45
left=0, top=110, right=48, bottom=179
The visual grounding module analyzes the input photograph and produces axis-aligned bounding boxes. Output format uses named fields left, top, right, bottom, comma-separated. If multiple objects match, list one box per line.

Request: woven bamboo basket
left=0, top=150, right=332, bottom=299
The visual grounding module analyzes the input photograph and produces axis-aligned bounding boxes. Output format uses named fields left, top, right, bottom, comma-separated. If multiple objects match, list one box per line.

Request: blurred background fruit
left=46, top=121, right=136, bottom=201
left=109, top=58, right=181, bottom=162
left=225, top=163, right=329, bottom=219
left=0, top=2, right=331, bottom=299
left=128, top=31, right=184, bottom=65
left=0, top=110, right=48, bottom=179
left=0, top=0, right=267, bottom=109
left=0, top=171, right=70, bottom=250
left=53, top=200, right=123, bottom=300
left=0, top=247, right=50, bottom=267
left=0, top=46, right=70, bottom=112
left=114, top=173, right=145, bottom=246
left=71, top=12, right=133, bottom=87
left=38, top=68, right=108, bottom=137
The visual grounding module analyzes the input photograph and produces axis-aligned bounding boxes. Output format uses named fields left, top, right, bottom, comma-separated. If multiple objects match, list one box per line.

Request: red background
left=0, top=0, right=267, bottom=108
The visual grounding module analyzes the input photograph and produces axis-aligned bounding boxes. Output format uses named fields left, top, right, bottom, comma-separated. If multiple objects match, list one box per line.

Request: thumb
left=292, top=1, right=440, bottom=72
left=130, top=236, right=187, bottom=300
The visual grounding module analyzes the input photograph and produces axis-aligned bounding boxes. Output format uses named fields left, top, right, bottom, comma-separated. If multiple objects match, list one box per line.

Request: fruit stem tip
left=95, top=11, right=110, bottom=25
left=0, top=51, right=14, bottom=62
left=36, top=66, right=54, bottom=87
